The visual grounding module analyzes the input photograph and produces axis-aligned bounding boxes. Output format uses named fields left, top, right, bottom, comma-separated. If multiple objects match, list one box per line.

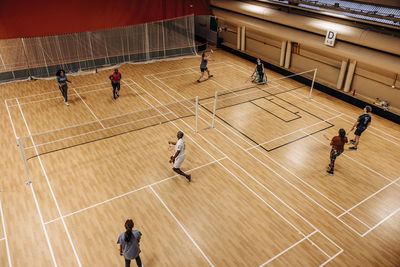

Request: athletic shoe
left=326, top=170, right=334, bottom=175
left=209, top=75, right=213, bottom=78
left=186, top=174, right=191, bottom=182
left=349, top=146, right=357, bottom=150
left=197, top=80, right=200, bottom=83
left=350, top=140, right=355, bottom=144
left=65, top=101, right=70, bottom=106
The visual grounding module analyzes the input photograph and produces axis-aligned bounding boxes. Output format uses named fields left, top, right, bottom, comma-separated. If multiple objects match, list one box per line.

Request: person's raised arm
left=168, top=141, right=176, bottom=145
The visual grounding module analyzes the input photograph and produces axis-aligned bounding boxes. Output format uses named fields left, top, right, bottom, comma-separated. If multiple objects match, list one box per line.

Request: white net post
left=309, top=68, right=318, bottom=99
left=195, top=96, right=199, bottom=133
left=211, top=90, right=218, bottom=128
left=17, top=137, right=32, bottom=185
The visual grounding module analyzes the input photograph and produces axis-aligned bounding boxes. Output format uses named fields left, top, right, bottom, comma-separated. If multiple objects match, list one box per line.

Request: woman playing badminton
left=56, top=70, right=72, bottom=106
left=253, top=58, right=266, bottom=84
left=197, top=52, right=213, bottom=83
left=326, top=128, right=348, bottom=175
left=109, top=68, right=122, bottom=99
left=168, top=131, right=191, bottom=182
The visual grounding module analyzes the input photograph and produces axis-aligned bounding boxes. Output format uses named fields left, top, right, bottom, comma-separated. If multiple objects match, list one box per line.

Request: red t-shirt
left=330, top=136, right=348, bottom=152
left=110, top=72, right=121, bottom=83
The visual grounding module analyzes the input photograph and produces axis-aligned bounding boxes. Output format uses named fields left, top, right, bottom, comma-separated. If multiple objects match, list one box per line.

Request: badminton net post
left=17, top=137, right=32, bottom=185
left=309, top=68, right=318, bottom=99
left=195, top=96, right=199, bottom=133
left=211, top=90, right=218, bottom=128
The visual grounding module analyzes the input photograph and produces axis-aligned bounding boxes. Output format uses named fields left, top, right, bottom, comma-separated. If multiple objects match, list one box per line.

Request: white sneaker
left=65, top=101, right=70, bottom=106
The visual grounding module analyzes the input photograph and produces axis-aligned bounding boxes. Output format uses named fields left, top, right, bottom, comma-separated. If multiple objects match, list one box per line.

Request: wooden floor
left=0, top=50, right=399, bottom=266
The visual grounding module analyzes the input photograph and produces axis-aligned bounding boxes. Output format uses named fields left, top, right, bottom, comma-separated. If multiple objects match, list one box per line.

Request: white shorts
left=174, top=155, right=185, bottom=168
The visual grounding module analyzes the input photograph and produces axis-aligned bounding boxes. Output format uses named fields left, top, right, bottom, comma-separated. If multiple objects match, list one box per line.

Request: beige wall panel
left=246, top=38, right=281, bottom=64
left=291, top=54, right=339, bottom=87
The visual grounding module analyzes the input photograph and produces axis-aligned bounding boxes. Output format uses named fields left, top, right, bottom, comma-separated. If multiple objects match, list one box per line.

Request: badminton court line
left=259, top=230, right=318, bottom=266
left=130, top=78, right=343, bottom=262
left=337, top=176, right=400, bottom=218
left=228, top=63, right=399, bottom=233
left=229, top=63, right=400, bottom=185
left=146, top=72, right=368, bottom=237
left=0, top=198, right=12, bottom=267
left=16, top=99, right=82, bottom=267
left=231, top=62, right=400, bottom=146
left=150, top=186, right=214, bottom=266
left=72, top=88, right=105, bottom=129
left=44, top=158, right=226, bottom=225
left=300, top=128, right=399, bottom=186
left=5, top=99, right=58, bottom=266
left=150, top=70, right=351, bottom=213
left=361, top=207, right=400, bottom=237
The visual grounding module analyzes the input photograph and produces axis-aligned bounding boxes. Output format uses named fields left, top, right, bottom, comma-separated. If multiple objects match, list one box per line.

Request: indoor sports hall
left=0, top=1, right=399, bottom=266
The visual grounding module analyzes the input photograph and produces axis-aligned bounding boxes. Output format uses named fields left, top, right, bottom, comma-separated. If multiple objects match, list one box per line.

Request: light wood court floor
left=0, top=49, right=399, bottom=266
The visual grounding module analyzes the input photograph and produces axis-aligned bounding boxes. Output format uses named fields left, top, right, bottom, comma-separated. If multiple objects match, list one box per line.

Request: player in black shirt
left=253, top=58, right=266, bottom=84
left=349, top=106, right=372, bottom=150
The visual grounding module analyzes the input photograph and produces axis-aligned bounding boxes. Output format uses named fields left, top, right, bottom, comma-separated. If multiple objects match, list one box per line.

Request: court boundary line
left=71, top=88, right=105, bottom=129
left=5, top=98, right=59, bottom=266
left=229, top=62, right=399, bottom=235
left=337, top=177, right=400, bottom=218
left=16, top=99, right=82, bottom=266
left=133, top=77, right=343, bottom=263
left=0, top=198, right=12, bottom=267
left=231, top=62, right=400, bottom=146
left=147, top=69, right=368, bottom=237
left=150, top=186, right=214, bottom=266
left=44, top=158, right=226, bottom=225
left=259, top=230, right=318, bottom=267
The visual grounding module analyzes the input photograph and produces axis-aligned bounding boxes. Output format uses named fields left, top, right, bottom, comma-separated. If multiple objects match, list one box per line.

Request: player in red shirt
left=109, top=68, right=122, bottom=99
left=326, top=128, right=348, bottom=175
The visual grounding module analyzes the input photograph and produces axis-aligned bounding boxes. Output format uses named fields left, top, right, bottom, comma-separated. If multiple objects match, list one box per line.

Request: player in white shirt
left=168, top=131, right=191, bottom=182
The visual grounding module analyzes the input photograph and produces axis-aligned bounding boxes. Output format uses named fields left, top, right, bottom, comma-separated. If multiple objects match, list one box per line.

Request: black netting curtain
left=0, top=15, right=196, bottom=82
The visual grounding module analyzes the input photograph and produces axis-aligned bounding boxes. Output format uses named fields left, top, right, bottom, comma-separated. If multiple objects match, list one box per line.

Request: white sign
left=324, top=30, right=337, bottom=47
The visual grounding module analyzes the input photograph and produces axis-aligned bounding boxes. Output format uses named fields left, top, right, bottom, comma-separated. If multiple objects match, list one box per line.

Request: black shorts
left=354, top=128, right=365, bottom=136
left=200, top=67, right=208, bottom=72
left=330, top=149, right=342, bottom=161
left=111, top=81, right=120, bottom=90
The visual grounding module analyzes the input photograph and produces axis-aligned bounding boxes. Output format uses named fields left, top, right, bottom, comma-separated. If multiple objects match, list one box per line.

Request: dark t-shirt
left=357, top=114, right=371, bottom=130
left=331, top=136, right=348, bottom=152
left=256, top=63, right=263, bottom=73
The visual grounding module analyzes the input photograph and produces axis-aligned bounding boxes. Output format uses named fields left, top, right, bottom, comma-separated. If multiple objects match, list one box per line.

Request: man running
left=109, top=68, right=122, bottom=99
left=168, top=131, right=191, bottom=182
left=349, top=105, right=372, bottom=150
left=56, top=70, right=72, bottom=106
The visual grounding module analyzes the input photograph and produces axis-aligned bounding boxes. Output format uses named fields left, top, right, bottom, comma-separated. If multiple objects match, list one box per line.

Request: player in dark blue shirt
left=349, top=105, right=372, bottom=150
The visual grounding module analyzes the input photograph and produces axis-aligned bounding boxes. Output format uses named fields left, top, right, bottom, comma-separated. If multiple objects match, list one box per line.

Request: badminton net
left=19, top=97, right=198, bottom=160
left=202, top=69, right=317, bottom=127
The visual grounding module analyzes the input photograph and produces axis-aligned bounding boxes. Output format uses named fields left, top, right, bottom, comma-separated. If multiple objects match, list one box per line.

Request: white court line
left=151, top=64, right=232, bottom=80
left=4, top=100, right=18, bottom=139
left=150, top=186, right=214, bottom=266
left=6, top=81, right=110, bottom=101
left=144, top=61, right=227, bottom=76
left=148, top=70, right=367, bottom=237
left=338, top=177, right=400, bottom=218
left=133, top=78, right=342, bottom=261
left=16, top=99, right=82, bottom=267
left=361, top=207, right=400, bottom=237
left=247, top=114, right=342, bottom=150
left=259, top=230, right=318, bottom=267
left=72, top=88, right=105, bottom=129
left=230, top=62, right=398, bottom=234
left=0, top=199, right=12, bottom=267
left=301, top=129, right=400, bottom=187
left=44, top=158, right=225, bottom=225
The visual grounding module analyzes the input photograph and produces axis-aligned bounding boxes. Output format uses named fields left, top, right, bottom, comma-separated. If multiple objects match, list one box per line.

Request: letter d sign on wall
left=324, top=30, right=337, bottom=47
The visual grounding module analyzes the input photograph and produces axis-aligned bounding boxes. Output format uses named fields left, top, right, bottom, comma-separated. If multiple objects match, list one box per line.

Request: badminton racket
left=323, top=134, right=330, bottom=141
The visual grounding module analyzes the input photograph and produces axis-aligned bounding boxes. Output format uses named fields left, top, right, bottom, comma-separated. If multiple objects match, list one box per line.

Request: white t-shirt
left=175, top=138, right=186, bottom=158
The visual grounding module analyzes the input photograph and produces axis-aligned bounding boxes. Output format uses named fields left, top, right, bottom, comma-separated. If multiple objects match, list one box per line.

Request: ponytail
left=124, top=219, right=134, bottom=243
left=202, top=52, right=205, bottom=59
left=339, top=128, right=346, bottom=142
